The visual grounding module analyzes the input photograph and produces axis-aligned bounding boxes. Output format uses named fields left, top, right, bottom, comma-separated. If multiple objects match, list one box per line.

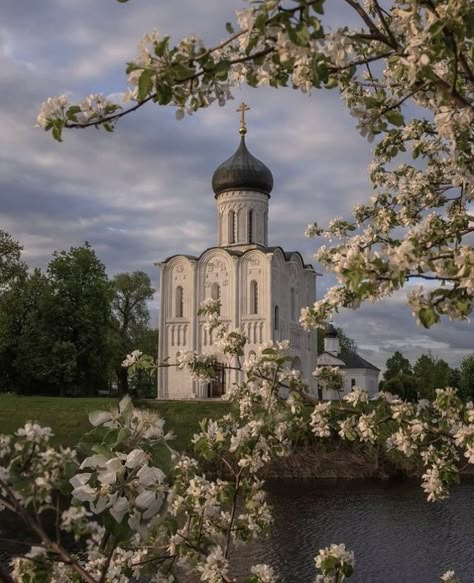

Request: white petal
left=92, top=495, right=108, bottom=514
left=119, top=395, right=133, bottom=414
left=125, top=449, right=147, bottom=469
left=135, top=490, right=155, bottom=510
left=72, top=484, right=96, bottom=503
left=89, top=411, right=113, bottom=427
left=142, top=494, right=164, bottom=519
left=70, top=473, right=92, bottom=488
left=137, top=465, right=165, bottom=487
left=80, top=455, right=108, bottom=469
left=110, top=496, right=129, bottom=523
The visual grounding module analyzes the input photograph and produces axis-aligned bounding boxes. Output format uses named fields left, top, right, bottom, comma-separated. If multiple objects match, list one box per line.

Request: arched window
left=274, top=305, right=279, bottom=330
left=290, top=287, right=296, bottom=321
left=211, top=283, right=221, bottom=314
left=351, top=378, right=356, bottom=389
left=228, top=210, right=236, bottom=244
left=175, top=286, right=184, bottom=318
left=211, top=283, right=221, bottom=301
left=250, top=280, right=258, bottom=315
left=248, top=209, right=253, bottom=243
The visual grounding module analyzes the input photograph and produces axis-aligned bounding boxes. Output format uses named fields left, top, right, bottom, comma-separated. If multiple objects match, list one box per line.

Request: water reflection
left=235, top=479, right=474, bottom=583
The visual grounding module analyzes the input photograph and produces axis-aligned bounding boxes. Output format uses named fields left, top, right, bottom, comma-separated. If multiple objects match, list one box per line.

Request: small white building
left=157, top=108, right=318, bottom=399
left=316, top=325, right=380, bottom=400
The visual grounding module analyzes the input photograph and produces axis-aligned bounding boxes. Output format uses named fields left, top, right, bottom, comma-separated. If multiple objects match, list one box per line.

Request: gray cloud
left=1, top=0, right=472, bottom=369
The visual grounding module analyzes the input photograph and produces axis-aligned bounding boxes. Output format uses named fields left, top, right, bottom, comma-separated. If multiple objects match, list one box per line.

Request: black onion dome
left=326, top=323, right=338, bottom=338
left=212, top=136, right=273, bottom=196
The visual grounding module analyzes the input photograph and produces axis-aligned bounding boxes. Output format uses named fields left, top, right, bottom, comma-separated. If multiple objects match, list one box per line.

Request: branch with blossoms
left=37, top=0, right=473, bottom=330
left=2, top=301, right=471, bottom=581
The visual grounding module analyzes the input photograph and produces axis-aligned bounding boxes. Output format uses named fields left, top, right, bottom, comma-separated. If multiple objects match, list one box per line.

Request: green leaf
left=172, top=63, right=196, bottom=81
left=103, top=513, right=131, bottom=540
left=418, top=307, right=438, bottom=328
left=154, top=84, right=172, bottom=105
left=154, top=36, right=170, bottom=57
left=66, top=105, right=81, bottom=121
left=225, top=22, right=235, bottom=34
left=92, top=444, right=115, bottom=459
left=312, top=0, right=325, bottom=15
left=385, top=110, right=404, bottom=126
left=114, top=427, right=131, bottom=447
left=137, top=69, right=154, bottom=101
left=261, top=348, right=276, bottom=355
left=214, top=59, right=230, bottom=80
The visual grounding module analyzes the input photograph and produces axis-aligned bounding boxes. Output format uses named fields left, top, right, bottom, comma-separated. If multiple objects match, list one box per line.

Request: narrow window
left=264, top=211, right=268, bottom=244
left=250, top=280, right=258, bottom=314
left=248, top=209, right=253, bottom=243
left=211, top=282, right=221, bottom=314
left=211, top=283, right=221, bottom=301
left=290, top=287, right=296, bottom=321
left=274, top=305, right=279, bottom=330
left=351, top=379, right=356, bottom=389
left=176, top=286, right=184, bottom=318
left=229, top=210, right=235, bottom=244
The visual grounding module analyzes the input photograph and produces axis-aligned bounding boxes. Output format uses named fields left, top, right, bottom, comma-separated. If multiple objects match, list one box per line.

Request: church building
left=317, top=324, right=380, bottom=400
left=157, top=104, right=318, bottom=399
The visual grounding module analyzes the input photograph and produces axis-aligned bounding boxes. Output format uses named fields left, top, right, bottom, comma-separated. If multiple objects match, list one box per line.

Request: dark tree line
left=380, top=350, right=474, bottom=401
left=0, top=230, right=156, bottom=397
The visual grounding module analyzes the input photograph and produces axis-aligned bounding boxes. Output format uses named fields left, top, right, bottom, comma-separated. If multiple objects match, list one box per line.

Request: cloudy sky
left=1, top=0, right=472, bottom=370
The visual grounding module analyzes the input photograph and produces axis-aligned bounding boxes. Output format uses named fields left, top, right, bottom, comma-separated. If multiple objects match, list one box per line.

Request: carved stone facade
left=158, top=243, right=317, bottom=399
left=157, top=130, right=318, bottom=399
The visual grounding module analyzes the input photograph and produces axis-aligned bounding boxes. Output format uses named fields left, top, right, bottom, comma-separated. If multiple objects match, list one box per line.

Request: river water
left=1, top=479, right=473, bottom=582
left=235, top=479, right=474, bottom=583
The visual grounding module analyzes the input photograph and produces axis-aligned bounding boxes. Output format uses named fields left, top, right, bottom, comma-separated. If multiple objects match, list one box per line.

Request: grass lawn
left=0, top=395, right=230, bottom=451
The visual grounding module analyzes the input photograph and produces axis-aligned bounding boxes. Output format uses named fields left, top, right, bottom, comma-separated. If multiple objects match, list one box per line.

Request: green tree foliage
left=382, top=373, right=419, bottom=402
left=0, top=230, right=26, bottom=289
left=413, top=354, right=452, bottom=400
left=46, top=243, right=113, bottom=395
left=0, top=242, right=115, bottom=395
left=111, top=271, right=155, bottom=394
left=383, top=351, right=412, bottom=382
left=459, top=354, right=474, bottom=401
left=0, top=269, right=53, bottom=393
left=381, top=351, right=456, bottom=401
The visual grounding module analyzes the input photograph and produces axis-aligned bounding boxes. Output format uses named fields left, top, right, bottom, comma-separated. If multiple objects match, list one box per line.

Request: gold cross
left=236, top=101, right=250, bottom=135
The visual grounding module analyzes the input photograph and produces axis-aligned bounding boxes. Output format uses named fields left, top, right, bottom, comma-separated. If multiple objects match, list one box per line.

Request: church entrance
left=207, top=364, right=226, bottom=398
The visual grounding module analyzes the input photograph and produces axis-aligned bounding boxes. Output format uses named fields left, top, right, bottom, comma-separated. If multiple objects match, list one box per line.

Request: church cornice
left=157, top=245, right=318, bottom=272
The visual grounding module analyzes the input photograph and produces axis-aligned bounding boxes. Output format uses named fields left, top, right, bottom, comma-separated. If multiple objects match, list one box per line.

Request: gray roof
left=337, top=351, right=380, bottom=371
left=212, top=136, right=273, bottom=196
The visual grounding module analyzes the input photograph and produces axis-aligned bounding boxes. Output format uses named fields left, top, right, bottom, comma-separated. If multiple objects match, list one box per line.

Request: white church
left=157, top=104, right=379, bottom=400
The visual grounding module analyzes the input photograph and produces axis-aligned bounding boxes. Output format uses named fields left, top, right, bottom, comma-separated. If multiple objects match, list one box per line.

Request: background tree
left=46, top=243, right=113, bottom=395
left=459, top=354, right=474, bottom=401
left=0, top=230, right=26, bottom=290
left=413, top=354, right=452, bottom=400
left=383, top=351, right=412, bottom=383
left=382, top=372, right=419, bottom=402
left=111, top=271, right=155, bottom=394
left=449, top=367, right=461, bottom=391
left=317, top=326, right=358, bottom=355
left=0, top=269, right=54, bottom=394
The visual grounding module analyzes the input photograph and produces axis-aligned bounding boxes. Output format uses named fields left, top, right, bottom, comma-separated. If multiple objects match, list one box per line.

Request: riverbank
left=1, top=394, right=470, bottom=481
